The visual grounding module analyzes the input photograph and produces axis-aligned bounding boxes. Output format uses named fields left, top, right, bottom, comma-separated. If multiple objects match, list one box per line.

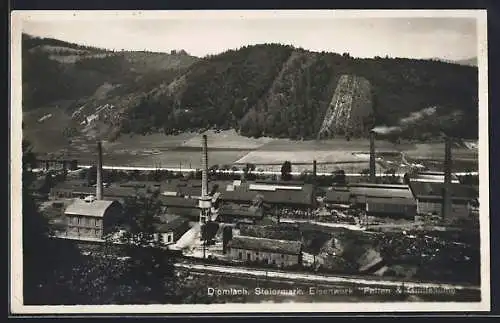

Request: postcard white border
left=10, top=9, right=490, bottom=314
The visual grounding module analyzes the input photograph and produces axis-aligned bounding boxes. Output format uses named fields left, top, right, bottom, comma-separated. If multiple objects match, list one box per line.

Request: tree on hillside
left=281, top=161, right=292, bottom=181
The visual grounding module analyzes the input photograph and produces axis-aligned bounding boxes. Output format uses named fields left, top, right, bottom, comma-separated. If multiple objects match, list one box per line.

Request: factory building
left=35, top=158, right=78, bottom=171
left=51, top=184, right=149, bottom=203
left=157, top=195, right=201, bottom=221
left=348, top=183, right=415, bottom=206
left=409, top=182, right=478, bottom=218
left=325, top=183, right=415, bottom=207
left=365, top=197, right=417, bottom=219
left=408, top=171, right=460, bottom=184
left=217, top=204, right=264, bottom=224
left=151, top=214, right=191, bottom=246
left=324, top=187, right=352, bottom=206
left=227, top=235, right=302, bottom=268
left=60, top=141, right=125, bottom=241
left=220, top=181, right=315, bottom=215
left=64, top=197, right=123, bottom=240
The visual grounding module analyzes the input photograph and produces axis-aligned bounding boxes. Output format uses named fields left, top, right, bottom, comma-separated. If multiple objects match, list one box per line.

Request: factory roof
left=409, top=172, right=460, bottom=184
left=263, top=189, right=314, bottom=206
left=153, top=214, right=189, bottom=233
left=159, top=179, right=222, bottom=196
left=348, top=183, right=411, bottom=189
left=220, top=187, right=314, bottom=207
left=159, top=195, right=199, bottom=208
left=348, top=184, right=414, bottom=200
left=325, top=188, right=352, bottom=203
left=51, top=180, right=89, bottom=190
left=178, top=186, right=203, bottom=197
left=64, top=199, right=120, bottom=218
left=409, top=182, right=478, bottom=201
left=166, top=207, right=200, bottom=218
left=239, top=224, right=301, bottom=241
left=254, top=179, right=306, bottom=186
left=229, top=235, right=302, bottom=255
left=366, top=197, right=417, bottom=205
left=220, top=190, right=259, bottom=203
left=54, top=183, right=150, bottom=198
left=219, top=205, right=264, bottom=219
left=118, top=181, right=163, bottom=188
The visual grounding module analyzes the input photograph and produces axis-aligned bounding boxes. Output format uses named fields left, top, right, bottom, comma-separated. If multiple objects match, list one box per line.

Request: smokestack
left=201, top=135, right=208, bottom=197
left=313, top=160, right=317, bottom=182
left=96, top=141, right=103, bottom=200
left=369, top=131, right=376, bottom=183
left=442, top=136, right=452, bottom=219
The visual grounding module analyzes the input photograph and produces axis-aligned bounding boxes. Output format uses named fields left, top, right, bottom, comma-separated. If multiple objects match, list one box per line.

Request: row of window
left=236, top=251, right=295, bottom=266
left=153, top=233, right=174, bottom=244
left=68, top=216, right=101, bottom=227
left=235, top=250, right=291, bottom=261
left=68, top=227, right=101, bottom=237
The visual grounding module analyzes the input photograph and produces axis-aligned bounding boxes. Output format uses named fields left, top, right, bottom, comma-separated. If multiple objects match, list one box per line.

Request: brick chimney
left=369, top=131, right=376, bottom=183
left=201, top=135, right=208, bottom=197
left=442, top=136, right=452, bottom=219
left=96, top=141, right=103, bottom=200
left=313, top=160, right=317, bottom=182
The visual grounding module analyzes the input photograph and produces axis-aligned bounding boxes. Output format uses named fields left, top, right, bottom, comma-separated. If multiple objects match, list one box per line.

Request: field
left=22, top=114, right=479, bottom=172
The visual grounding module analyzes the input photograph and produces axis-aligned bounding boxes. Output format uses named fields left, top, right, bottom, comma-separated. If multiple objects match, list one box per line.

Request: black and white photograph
left=10, top=9, right=490, bottom=313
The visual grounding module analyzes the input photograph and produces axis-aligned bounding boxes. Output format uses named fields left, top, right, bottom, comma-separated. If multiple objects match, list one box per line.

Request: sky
left=19, top=11, right=479, bottom=60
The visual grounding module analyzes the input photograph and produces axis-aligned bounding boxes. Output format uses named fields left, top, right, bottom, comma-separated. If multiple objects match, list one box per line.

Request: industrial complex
left=34, top=132, right=480, bottom=282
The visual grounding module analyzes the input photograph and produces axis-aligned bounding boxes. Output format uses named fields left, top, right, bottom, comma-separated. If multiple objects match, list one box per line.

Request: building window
left=238, top=252, right=242, bottom=260
left=247, top=253, right=251, bottom=261
left=281, top=254, right=285, bottom=258
left=95, top=229, right=100, bottom=237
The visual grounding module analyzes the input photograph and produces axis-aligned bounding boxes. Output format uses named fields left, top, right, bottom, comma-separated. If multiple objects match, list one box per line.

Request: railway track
left=175, top=262, right=480, bottom=293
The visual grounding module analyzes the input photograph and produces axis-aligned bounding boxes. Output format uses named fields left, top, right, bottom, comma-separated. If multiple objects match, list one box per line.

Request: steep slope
left=318, top=74, right=373, bottom=139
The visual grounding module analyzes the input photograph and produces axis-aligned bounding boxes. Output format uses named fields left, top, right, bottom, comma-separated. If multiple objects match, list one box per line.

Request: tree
left=86, top=165, right=98, bottom=186
left=22, top=140, right=52, bottom=303
left=332, top=170, right=347, bottom=185
left=222, top=226, right=233, bottom=254
left=22, top=140, right=84, bottom=305
left=252, top=193, right=265, bottom=208
left=118, top=193, right=184, bottom=304
left=281, top=161, right=292, bottom=181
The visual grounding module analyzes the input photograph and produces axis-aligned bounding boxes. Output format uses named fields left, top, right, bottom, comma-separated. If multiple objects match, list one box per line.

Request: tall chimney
left=313, top=160, right=317, bottom=182
left=96, top=141, right=103, bottom=200
left=201, top=135, right=208, bottom=197
left=369, top=131, right=376, bottom=183
left=442, top=136, right=452, bottom=219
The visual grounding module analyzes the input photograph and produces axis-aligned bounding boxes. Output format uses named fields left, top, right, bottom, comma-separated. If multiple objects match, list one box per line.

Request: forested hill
left=22, top=35, right=479, bottom=142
